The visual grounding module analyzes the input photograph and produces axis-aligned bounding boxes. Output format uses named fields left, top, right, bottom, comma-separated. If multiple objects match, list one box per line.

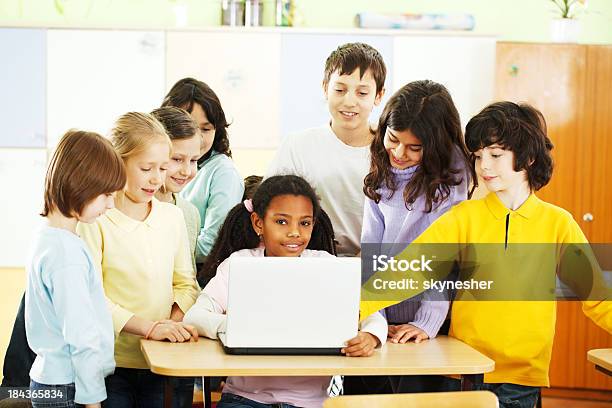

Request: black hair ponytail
left=198, top=203, right=259, bottom=286
left=199, top=175, right=338, bottom=285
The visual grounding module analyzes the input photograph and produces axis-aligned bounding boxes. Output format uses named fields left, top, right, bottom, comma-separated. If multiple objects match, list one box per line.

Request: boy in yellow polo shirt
left=362, top=101, right=610, bottom=407
left=441, top=102, right=609, bottom=407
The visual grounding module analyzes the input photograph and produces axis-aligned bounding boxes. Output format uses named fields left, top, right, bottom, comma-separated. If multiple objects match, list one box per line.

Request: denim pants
left=217, top=393, right=299, bottom=408
left=102, top=367, right=193, bottom=408
left=442, top=378, right=540, bottom=408
left=29, top=381, right=78, bottom=408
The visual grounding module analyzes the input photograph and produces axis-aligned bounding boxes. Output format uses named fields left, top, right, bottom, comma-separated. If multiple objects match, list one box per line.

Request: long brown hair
left=162, top=77, right=231, bottom=165
left=364, top=80, right=475, bottom=212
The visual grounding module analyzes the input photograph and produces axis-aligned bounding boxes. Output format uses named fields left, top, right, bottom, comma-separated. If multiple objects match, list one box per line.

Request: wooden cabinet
left=496, top=42, right=612, bottom=392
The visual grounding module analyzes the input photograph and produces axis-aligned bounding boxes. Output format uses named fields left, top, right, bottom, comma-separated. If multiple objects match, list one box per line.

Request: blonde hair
left=110, top=112, right=172, bottom=160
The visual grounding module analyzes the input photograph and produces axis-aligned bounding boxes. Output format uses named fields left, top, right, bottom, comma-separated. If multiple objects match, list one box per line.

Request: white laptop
left=219, top=256, right=361, bottom=355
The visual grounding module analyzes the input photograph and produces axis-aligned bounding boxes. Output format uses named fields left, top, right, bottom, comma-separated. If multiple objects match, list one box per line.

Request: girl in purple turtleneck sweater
left=344, top=80, right=476, bottom=395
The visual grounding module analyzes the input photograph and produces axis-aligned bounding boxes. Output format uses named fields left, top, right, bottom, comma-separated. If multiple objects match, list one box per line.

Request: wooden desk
left=587, top=348, right=612, bottom=377
left=141, top=336, right=494, bottom=408
left=323, top=390, right=499, bottom=408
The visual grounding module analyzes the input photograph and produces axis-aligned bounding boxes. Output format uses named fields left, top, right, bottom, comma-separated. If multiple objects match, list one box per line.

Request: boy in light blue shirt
left=25, top=130, right=126, bottom=407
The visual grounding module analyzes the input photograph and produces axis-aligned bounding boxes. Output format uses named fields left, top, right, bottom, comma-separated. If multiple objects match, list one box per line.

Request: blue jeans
left=218, top=393, right=299, bottom=408
left=102, top=368, right=193, bottom=408
left=442, top=378, right=539, bottom=408
left=29, top=381, right=78, bottom=408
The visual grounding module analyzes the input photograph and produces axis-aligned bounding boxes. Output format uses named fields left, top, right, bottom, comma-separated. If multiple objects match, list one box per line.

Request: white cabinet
left=0, top=27, right=496, bottom=266
left=0, top=29, right=46, bottom=148
left=392, top=36, right=496, bottom=128
left=0, top=149, right=47, bottom=267
left=47, top=30, right=166, bottom=148
left=167, top=31, right=281, bottom=149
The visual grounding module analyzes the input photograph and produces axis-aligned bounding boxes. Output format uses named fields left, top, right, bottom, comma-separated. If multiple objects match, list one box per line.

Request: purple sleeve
left=409, top=298, right=449, bottom=339
left=361, top=197, right=385, bottom=244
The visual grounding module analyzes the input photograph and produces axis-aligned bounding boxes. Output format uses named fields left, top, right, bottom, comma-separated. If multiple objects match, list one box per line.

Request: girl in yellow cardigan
left=78, top=112, right=200, bottom=407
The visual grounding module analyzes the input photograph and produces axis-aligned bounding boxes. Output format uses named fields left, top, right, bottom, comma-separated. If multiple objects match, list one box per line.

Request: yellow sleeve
left=172, top=214, right=200, bottom=314
left=582, top=301, right=612, bottom=333
left=561, top=216, right=612, bottom=334
left=76, top=221, right=135, bottom=335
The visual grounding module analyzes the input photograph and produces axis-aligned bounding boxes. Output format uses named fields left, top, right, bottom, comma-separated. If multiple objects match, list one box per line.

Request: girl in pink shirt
left=185, top=175, right=387, bottom=408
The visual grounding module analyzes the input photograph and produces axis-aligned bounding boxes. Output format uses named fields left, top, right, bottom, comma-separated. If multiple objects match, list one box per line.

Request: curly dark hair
left=364, top=80, right=475, bottom=212
left=465, top=101, right=554, bottom=191
left=199, top=175, right=337, bottom=285
left=162, top=77, right=231, bottom=166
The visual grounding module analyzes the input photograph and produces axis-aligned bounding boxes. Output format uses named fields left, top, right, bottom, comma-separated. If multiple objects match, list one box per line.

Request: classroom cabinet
left=0, top=26, right=495, bottom=266
left=46, top=30, right=166, bottom=148
left=166, top=29, right=494, bottom=147
left=0, top=29, right=46, bottom=148
left=496, top=42, right=612, bottom=392
left=166, top=31, right=282, bottom=149
left=0, top=149, right=47, bottom=267
left=393, top=36, right=495, bottom=129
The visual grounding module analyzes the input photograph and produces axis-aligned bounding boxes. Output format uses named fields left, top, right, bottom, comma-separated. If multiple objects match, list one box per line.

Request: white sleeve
left=183, top=291, right=226, bottom=340
left=359, top=311, right=387, bottom=348
left=265, top=134, right=304, bottom=179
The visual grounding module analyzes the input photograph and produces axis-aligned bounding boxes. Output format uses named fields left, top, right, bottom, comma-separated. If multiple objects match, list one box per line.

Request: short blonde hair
left=110, top=112, right=172, bottom=160
left=43, top=130, right=126, bottom=217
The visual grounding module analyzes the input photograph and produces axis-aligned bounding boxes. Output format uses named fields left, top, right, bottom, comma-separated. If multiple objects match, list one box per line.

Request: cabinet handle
left=583, top=213, right=594, bottom=222
left=509, top=64, right=519, bottom=76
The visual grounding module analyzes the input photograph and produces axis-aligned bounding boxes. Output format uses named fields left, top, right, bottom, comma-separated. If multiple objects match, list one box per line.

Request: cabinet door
left=0, top=29, right=46, bottom=148
left=580, top=46, right=612, bottom=243
left=394, top=36, right=496, bottom=129
left=495, top=43, right=586, bottom=230
left=0, top=149, right=47, bottom=267
left=166, top=31, right=281, bottom=149
left=47, top=30, right=165, bottom=149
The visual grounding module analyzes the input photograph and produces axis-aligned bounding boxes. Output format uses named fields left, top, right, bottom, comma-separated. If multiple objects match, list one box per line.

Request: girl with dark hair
left=185, top=175, right=387, bottom=408
left=162, top=78, right=244, bottom=266
left=363, top=79, right=474, bottom=341
left=346, top=80, right=475, bottom=395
